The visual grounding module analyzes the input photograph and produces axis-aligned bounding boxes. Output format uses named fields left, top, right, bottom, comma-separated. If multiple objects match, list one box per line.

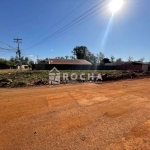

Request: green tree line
left=0, top=56, right=34, bottom=69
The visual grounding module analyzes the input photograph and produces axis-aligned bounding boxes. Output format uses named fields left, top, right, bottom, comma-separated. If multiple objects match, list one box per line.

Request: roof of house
left=122, top=61, right=149, bottom=65
left=106, top=61, right=150, bottom=66
left=49, top=59, right=92, bottom=65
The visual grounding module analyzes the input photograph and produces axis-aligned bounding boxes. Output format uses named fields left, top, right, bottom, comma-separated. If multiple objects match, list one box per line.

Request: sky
left=0, top=0, right=150, bottom=62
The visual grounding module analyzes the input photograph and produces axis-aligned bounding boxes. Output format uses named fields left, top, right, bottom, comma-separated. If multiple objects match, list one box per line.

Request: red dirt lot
left=0, top=78, right=150, bottom=150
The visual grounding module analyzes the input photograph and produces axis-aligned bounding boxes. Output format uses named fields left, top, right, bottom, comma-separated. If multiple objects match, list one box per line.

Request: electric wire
left=0, top=40, right=17, bottom=50
left=24, top=0, right=107, bottom=50
left=30, top=0, right=89, bottom=44
left=28, top=4, right=108, bottom=47
left=0, top=47, right=16, bottom=52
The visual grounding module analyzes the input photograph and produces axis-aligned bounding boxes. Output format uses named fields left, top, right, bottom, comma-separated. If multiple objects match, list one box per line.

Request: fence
left=32, top=63, right=150, bottom=71
left=32, top=64, right=117, bottom=70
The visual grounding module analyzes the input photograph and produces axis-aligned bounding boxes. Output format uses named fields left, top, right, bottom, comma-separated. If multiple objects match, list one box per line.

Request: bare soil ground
left=0, top=78, right=150, bottom=150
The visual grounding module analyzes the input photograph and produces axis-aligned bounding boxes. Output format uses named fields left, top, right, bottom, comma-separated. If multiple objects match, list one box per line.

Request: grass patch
left=1, top=69, right=147, bottom=88
left=0, top=70, right=121, bottom=85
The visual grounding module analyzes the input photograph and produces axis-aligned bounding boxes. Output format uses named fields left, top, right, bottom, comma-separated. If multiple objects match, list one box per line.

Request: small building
left=122, top=62, right=149, bottom=71
left=105, top=61, right=149, bottom=71
left=22, top=65, right=29, bottom=69
left=15, top=65, right=29, bottom=69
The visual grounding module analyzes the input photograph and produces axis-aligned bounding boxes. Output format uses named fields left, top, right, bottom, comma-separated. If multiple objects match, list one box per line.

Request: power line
left=25, top=0, right=105, bottom=49
left=28, top=4, right=108, bottom=47
left=24, top=0, right=137, bottom=50
left=0, top=46, right=16, bottom=52
left=45, top=3, right=108, bottom=41
left=29, top=0, right=88, bottom=44
left=0, top=40, right=17, bottom=50
left=24, top=0, right=107, bottom=50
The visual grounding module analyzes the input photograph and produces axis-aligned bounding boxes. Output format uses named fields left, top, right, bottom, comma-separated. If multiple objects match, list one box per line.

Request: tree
left=99, top=52, right=105, bottom=63
left=24, top=57, right=29, bottom=64
left=20, top=56, right=24, bottom=64
left=110, top=56, right=115, bottom=63
left=100, top=62, right=104, bottom=66
left=115, top=58, right=123, bottom=65
left=38, top=58, right=49, bottom=64
left=101, top=58, right=111, bottom=64
left=10, top=56, right=15, bottom=63
left=70, top=56, right=75, bottom=59
left=10, top=56, right=18, bottom=64
left=95, top=52, right=105, bottom=64
left=128, top=56, right=133, bottom=62
left=85, top=51, right=97, bottom=65
left=138, top=57, right=144, bottom=62
left=65, top=56, right=69, bottom=59
left=96, top=54, right=99, bottom=64
left=29, top=60, right=34, bottom=65
left=72, top=46, right=88, bottom=59
left=0, top=58, right=15, bottom=69
left=72, top=46, right=98, bottom=64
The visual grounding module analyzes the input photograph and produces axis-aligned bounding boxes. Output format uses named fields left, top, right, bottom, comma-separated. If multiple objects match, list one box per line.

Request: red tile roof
left=49, top=59, right=92, bottom=65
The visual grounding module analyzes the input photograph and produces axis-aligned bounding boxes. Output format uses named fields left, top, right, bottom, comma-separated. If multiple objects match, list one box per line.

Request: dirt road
left=0, top=78, right=150, bottom=150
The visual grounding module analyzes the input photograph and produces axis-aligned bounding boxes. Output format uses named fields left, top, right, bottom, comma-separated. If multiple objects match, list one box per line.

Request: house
left=22, top=65, right=29, bottom=69
left=32, top=59, right=92, bottom=70
left=15, top=65, right=29, bottom=69
left=106, top=61, right=150, bottom=71
left=122, top=62, right=149, bottom=71
left=48, top=59, right=92, bottom=65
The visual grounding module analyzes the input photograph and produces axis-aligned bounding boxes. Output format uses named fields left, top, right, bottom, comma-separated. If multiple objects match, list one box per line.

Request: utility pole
left=37, top=55, right=38, bottom=64
left=14, top=38, right=22, bottom=71
left=28, top=54, right=29, bottom=64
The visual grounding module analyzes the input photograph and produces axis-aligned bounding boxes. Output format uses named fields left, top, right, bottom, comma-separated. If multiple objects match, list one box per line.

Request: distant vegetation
left=0, top=56, right=34, bottom=69
left=0, top=58, right=15, bottom=69
left=54, top=46, right=146, bottom=65
left=0, top=45, right=147, bottom=69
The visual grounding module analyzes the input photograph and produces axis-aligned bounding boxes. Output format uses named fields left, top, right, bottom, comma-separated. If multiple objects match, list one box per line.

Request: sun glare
left=109, top=0, right=124, bottom=13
